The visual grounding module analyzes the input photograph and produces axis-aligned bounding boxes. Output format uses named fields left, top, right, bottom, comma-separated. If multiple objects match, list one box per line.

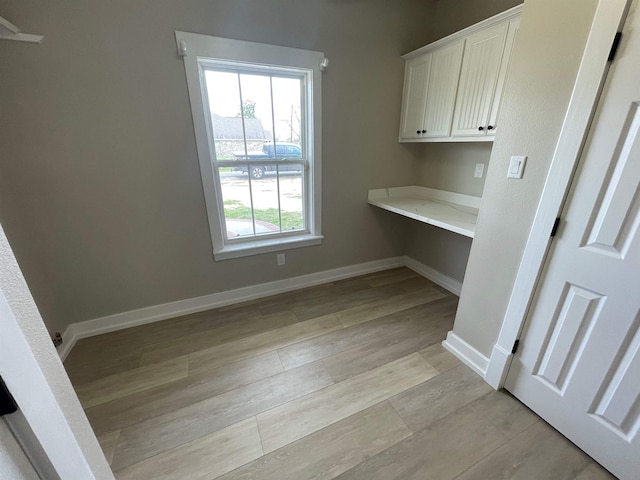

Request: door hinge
left=608, top=32, right=622, bottom=61
left=0, top=376, right=18, bottom=416
left=512, top=339, right=520, bottom=355
left=550, top=217, right=561, bottom=237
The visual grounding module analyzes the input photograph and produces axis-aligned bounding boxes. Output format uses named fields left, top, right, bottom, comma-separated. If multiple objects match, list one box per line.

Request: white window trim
left=175, top=31, right=324, bottom=260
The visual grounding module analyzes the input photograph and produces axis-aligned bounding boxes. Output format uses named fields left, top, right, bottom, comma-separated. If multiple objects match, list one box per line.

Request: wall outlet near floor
left=277, top=253, right=286, bottom=266
left=474, top=163, right=485, bottom=178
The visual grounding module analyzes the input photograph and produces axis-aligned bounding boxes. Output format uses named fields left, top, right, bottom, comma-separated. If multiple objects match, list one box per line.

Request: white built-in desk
left=368, top=186, right=480, bottom=238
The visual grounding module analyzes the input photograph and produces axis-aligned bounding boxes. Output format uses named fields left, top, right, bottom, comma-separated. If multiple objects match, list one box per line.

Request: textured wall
left=453, top=0, right=599, bottom=357
left=0, top=224, right=112, bottom=478
left=0, top=420, right=39, bottom=480
left=0, top=0, right=437, bottom=334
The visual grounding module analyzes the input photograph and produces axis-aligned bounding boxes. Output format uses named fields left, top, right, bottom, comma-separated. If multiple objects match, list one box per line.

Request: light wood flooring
left=64, top=268, right=614, bottom=480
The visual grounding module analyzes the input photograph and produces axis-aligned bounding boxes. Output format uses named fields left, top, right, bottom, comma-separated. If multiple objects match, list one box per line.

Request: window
left=176, top=32, right=324, bottom=260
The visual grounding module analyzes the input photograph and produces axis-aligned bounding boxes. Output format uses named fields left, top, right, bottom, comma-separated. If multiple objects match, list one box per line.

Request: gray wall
left=416, top=142, right=493, bottom=197
left=431, top=0, right=525, bottom=41
left=453, top=0, right=599, bottom=358
left=0, top=0, right=437, bottom=335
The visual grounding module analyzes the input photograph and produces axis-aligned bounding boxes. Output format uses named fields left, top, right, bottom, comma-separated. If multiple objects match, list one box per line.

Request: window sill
left=213, top=234, right=323, bottom=261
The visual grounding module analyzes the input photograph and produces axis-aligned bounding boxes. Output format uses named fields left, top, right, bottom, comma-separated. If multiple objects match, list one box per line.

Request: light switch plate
left=507, top=156, right=527, bottom=179
left=474, top=163, right=485, bottom=178
left=277, top=253, right=285, bottom=266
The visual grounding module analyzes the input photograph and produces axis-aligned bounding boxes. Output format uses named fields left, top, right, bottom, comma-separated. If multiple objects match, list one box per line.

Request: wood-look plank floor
left=64, top=268, right=615, bottom=480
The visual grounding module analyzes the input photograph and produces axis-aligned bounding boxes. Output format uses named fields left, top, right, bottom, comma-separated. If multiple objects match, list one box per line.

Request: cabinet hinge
left=0, top=376, right=18, bottom=417
left=511, top=339, right=520, bottom=355
left=550, top=217, right=561, bottom=237
left=608, top=32, right=622, bottom=62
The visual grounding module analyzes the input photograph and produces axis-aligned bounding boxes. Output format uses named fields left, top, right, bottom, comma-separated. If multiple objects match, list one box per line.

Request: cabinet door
left=487, top=17, right=521, bottom=137
left=423, top=41, right=464, bottom=137
left=451, top=22, right=508, bottom=137
left=399, top=54, right=431, bottom=140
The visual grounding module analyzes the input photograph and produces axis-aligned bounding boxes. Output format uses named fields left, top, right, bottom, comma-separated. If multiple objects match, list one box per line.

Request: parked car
left=233, top=143, right=303, bottom=179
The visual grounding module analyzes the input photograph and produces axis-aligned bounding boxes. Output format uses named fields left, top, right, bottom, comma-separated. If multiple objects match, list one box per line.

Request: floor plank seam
left=275, top=349, right=285, bottom=371
left=320, top=358, right=337, bottom=383
left=254, top=414, right=267, bottom=459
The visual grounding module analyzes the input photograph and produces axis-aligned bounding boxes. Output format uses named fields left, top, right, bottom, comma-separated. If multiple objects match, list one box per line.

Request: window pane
left=205, top=70, right=243, bottom=161
left=272, top=76, right=303, bottom=150
left=278, top=166, right=304, bottom=232
left=250, top=171, right=282, bottom=233
left=238, top=73, right=275, bottom=158
left=219, top=166, right=304, bottom=237
left=205, top=67, right=307, bottom=241
left=219, top=169, right=257, bottom=238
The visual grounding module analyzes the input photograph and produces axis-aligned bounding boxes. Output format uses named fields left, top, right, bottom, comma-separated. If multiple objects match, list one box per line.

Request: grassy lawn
left=224, top=200, right=303, bottom=230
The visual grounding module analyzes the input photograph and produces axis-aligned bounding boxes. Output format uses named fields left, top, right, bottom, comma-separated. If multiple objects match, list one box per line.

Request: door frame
left=484, top=0, right=633, bottom=389
left=0, top=224, right=113, bottom=479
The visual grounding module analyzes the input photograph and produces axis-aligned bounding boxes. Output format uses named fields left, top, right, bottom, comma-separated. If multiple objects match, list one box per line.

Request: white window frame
left=176, top=31, right=324, bottom=260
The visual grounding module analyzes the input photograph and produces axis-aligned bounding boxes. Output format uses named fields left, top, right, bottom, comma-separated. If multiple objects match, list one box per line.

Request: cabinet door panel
left=487, top=18, right=520, bottom=136
left=451, top=23, right=508, bottom=137
left=423, top=41, right=464, bottom=137
left=399, top=54, right=431, bottom=140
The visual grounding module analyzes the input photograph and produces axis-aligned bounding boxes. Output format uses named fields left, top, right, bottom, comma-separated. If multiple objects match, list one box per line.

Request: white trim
left=175, top=31, right=324, bottom=260
left=442, top=331, right=489, bottom=377
left=0, top=225, right=112, bottom=479
left=0, top=291, right=101, bottom=478
left=403, top=256, right=463, bottom=295
left=485, top=0, right=632, bottom=389
left=402, top=4, right=522, bottom=60
left=58, top=255, right=464, bottom=360
left=484, top=343, right=513, bottom=389
left=58, top=257, right=404, bottom=360
left=213, top=234, right=323, bottom=261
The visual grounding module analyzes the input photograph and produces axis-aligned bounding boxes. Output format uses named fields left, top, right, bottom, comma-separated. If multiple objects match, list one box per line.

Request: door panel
left=505, top=2, right=640, bottom=479
left=583, top=101, right=640, bottom=258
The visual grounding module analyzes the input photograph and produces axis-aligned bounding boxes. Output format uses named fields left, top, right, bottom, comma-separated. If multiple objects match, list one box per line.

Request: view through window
left=204, top=66, right=306, bottom=240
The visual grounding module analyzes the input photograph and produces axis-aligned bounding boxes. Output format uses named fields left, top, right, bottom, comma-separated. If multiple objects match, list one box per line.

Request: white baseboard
left=484, top=344, right=513, bottom=389
left=57, top=257, right=404, bottom=360
left=58, top=255, right=465, bottom=361
left=403, top=256, right=463, bottom=296
left=442, top=331, right=489, bottom=377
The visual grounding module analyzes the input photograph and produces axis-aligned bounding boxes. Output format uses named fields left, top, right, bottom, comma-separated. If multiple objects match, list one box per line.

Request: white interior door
left=505, top=3, right=640, bottom=479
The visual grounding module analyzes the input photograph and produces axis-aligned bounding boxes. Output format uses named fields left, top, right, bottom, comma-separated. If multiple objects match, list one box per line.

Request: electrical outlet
left=277, top=253, right=285, bottom=266
left=474, top=163, right=485, bottom=178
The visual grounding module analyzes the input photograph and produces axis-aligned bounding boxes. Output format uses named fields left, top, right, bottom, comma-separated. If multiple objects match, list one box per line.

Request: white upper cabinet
left=399, top=42, right=463, bottom=140
left=399, top=54, right=432, bottom=139
left=423, top=41, right=464, bottom=137
left=486, top=17, right=521, bottom=137
left=451, top=23, right=508, bottom=137
left=399, top=5, right=522, bottom=143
